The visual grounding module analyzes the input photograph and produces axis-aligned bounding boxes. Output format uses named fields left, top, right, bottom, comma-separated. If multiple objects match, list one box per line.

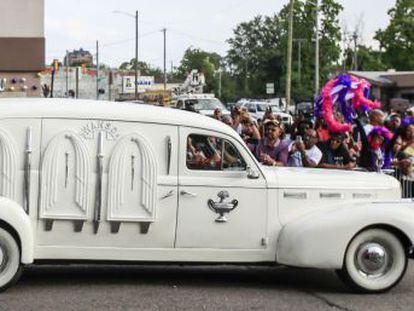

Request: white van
left=0, top=98, right=411, bottom=293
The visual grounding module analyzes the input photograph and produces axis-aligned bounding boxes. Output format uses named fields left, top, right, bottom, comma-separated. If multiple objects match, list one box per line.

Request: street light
left=113, top=10, right=139, bottom=100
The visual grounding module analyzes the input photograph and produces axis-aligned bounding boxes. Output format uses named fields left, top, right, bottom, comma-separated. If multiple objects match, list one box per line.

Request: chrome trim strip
left=353, top=193, right=372, bottom=199
left=167, top=136, right=172, bottom=175
left=283, top=192, right=307, bottom=199
left=23, top=126, right=32, bottom=214
left=93, top=131, right=104, bottom=234
left=320, top=192, right=343, bottom=199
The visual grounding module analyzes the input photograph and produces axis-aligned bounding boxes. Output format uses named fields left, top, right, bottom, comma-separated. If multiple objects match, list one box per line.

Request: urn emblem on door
left=208, top=191, right=238, bottom=223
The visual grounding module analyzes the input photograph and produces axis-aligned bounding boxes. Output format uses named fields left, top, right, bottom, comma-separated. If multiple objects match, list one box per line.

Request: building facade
left=0, top=0, right=44, bottom=97
left=350, top=71, right=414, bottom=111
left=64, top=49, right=93, bottom=67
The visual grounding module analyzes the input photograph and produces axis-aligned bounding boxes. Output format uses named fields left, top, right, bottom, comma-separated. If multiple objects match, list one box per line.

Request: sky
left=45, top=0, right=396, bottom=69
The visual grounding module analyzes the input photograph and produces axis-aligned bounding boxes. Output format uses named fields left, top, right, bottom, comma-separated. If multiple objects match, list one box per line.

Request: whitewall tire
left=338, top=228, right=408, bottom=293
left=0, top=227, right=22, bottom=292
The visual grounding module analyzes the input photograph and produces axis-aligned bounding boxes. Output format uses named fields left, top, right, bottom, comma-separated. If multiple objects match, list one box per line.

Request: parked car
left=239, top=101, right=293, bottom=126
left=175, top=94, right=230, bottom=117
left=0, top=98, right=411, bottom=293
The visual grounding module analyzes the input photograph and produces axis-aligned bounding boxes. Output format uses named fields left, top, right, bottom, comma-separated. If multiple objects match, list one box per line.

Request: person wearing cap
left=255, top=120, right=291, bottom=166
left=318, top=132, right=355, bottom=170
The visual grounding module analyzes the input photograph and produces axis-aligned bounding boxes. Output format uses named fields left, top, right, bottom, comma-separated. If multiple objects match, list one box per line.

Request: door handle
left=180, top=190, right=197, bottom=197
left=160, top=189, right=175, bottom=200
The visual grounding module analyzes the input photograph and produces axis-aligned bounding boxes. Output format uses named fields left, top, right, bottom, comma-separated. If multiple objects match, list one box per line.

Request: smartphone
left=296, top=135, right=302, bottom=143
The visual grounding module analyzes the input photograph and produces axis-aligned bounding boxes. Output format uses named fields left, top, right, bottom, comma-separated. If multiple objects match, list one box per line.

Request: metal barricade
left=383, top=168, right=414, bottom=198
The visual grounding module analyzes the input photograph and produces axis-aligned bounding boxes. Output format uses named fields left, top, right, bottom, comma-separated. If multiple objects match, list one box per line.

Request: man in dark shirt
left=318, top=133, right=355, bottom=170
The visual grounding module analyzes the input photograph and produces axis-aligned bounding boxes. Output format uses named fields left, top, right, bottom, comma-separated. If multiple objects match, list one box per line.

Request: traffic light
left=53, top=59, right=59, bottom=72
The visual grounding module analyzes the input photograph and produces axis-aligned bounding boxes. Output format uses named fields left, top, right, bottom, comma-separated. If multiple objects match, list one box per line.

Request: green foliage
left=375, top=0, right=414, bottom=70
left=227, top=15, right=284, bottom=98
left=226, top=0, right=343, bottom=101
left=119, top=59, right=163, bottom=78
left=176, top=47, right=223, bottom=93
left=343, top=45, right=387, bottom=71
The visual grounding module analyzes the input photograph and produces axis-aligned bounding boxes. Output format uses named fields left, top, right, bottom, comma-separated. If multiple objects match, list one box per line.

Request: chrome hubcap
left=0, top=245, right=7, bottom=272
left=355, top=242, right=391, bottom=278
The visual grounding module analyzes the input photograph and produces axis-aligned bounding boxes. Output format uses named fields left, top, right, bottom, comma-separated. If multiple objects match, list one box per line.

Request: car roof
left=0, top=98, right=237, bottom=137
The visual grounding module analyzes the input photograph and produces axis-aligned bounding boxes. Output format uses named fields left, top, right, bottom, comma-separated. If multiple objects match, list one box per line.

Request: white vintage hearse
left=0, top=98, right=411, bottom=293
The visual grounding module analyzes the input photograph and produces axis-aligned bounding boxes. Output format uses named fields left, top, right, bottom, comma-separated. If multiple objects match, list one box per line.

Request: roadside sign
left=122, top=76, right=154, bottom=94
left=266, top=83, right=275, bottom=95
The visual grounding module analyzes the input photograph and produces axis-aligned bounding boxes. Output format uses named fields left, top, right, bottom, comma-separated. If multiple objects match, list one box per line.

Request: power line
left=169, top=28, right=225, bottom=45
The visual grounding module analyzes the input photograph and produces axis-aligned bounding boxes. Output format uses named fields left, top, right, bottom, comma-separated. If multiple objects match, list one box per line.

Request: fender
left=0, top=197, right=33, bottom=264
left=276, top=201, right=414, bottom=269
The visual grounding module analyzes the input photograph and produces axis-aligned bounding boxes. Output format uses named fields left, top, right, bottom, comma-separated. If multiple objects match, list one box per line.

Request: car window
left=177, top=100, right=183, bottom=109
left=186, top=134, right=246, bottom=171
left=270, top=104, right=283, bottom=112
left=257, top=104, right=269, bottom=112
left=247, top=104, right=256, bottom=113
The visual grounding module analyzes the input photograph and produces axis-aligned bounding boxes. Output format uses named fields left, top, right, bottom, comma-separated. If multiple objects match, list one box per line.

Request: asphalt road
left=0, top=262, right=413, bottom=311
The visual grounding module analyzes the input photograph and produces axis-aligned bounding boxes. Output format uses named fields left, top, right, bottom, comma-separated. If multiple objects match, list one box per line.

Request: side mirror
left=247, top=167, right=260, bottom=179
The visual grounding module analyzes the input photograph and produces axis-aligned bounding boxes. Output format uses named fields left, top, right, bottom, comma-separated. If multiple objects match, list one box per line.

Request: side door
left=35, top=118, right=179, bottom=252
left=176, top=127, right=268, bottom=249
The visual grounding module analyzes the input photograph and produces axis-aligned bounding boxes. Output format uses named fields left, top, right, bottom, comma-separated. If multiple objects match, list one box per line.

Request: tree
left=343, top=45, right=387, bottom=71
left=375, top=0, right=414, bottom=70
left=227, top=15, right=284, bottom=97
left=226, top=0, right=343, bottom=101
left=119, top=59, right=163, bottom=79
left=177, top=47, right=223, bottom=94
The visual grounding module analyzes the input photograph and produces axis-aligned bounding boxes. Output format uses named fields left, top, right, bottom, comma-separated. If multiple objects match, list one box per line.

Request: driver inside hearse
left=186, top=135, right=244, bottom=171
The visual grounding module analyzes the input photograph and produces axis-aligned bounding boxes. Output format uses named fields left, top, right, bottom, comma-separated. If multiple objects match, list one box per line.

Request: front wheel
left=0, top=227, right=23, bottom=292
left=337, top=228, right=408, bottom=293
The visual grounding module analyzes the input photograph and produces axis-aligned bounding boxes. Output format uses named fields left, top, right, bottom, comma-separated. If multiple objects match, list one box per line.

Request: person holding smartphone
left=288, top=129, right=322, bottom=168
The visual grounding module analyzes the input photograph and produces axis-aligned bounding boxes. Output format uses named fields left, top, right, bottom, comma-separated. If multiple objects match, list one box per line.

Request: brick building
left=0, top=0, right=45, bottom=98
left=64, top=49, right=93, bottom=67
left=350, top=71, right=414, bottom=111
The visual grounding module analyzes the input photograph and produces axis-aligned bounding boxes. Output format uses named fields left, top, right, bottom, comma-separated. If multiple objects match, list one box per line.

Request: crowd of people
left=212, top=105, right=414, bottom=178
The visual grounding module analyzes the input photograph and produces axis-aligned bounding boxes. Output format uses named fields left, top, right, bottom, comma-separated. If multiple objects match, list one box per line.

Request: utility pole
left=315, top=0, right=320, bottom=98
left=244, top=58, right=249, bottom=96
left=65, top=50, right=69, bottom=97
left=96, top=40, right=99, bottom=100
left=352, top=31, right=358, bottom=71
left=298, top=41, right=302, bottom=85
left=293, top=39, right=306, bottom=86
left=113, top=10, right=139, bottom=99
left=108, top=70, right=113, bottom=101
left=135, top=10, right=139, bottom=100
left=75, top=67, right=79, bottom=99
left=285, top=0, right=294, bottom=109
left=218, top=70, right=222, bottom=99
left=162, top=28, right=167, bottom=91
